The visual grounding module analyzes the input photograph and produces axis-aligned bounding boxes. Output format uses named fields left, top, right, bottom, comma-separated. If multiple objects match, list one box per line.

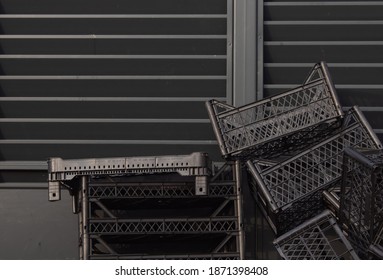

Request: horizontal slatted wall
left=0, top=0, right=231, bottom=178
left=262, top=0, right=383, bottom=141
left=0, top=0, right=231, bottom=259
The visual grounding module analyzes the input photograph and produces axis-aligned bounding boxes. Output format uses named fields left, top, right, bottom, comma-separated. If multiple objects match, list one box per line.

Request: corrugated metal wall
left=0, top=0, right=232, bottom=259
left=261, top=0, right=383, bottom=140
left=0, top=0, right=231, bottom=163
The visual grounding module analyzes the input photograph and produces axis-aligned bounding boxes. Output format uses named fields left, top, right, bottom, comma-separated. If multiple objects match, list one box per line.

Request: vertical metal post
left=227, top=0, right=234, bottom=105
left=233, top=0, right=257, bottom=106
left=78, top=205, right=84, bottom=260
left=80, top=176, right=89, bottom=260
left=234, top=160, right=245, bottom=259
left=256, top=0, right=264, bottom=101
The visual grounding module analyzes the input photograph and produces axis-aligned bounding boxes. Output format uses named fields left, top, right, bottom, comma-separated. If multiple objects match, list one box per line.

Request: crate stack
left=206, top=62, right=383, bottom=259
left=339, top=148, right=383, bottom=259
left=48, top=153, right=245, bottom=259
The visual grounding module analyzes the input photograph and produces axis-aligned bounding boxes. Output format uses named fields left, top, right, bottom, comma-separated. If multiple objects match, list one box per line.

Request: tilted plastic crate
left=273, top=210, right=359, bottom=260
left=340, top=148, right=383, bottom=259
left=48, top=152, right=212, bottom=202
left=247, top=107, right=382, bottom=235
left=206, top=62, right=343, bottom=159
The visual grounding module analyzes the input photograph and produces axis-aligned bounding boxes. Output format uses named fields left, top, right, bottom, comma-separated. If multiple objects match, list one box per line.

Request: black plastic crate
left=340, top=148, right=383, bottom=259
left=274, top=210, right=359, bottom=260
left=206, top=62, right=343, bottom=160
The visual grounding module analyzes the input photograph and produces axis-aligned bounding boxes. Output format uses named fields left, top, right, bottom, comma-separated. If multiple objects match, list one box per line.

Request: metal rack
left=49, top=156, right=244, bottom=260
left=273, top=210, right=359, bottom=260
left=340, top=148, right=383, bottom=259
left=247, top=107, right=382, bottom=235
left=206, top=62, right=343, bottom=160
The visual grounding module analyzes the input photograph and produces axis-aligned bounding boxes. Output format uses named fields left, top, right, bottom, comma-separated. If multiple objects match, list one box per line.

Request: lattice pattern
left=369, top=225, right=383, bottom=259
left=209, top=183, right=235, bottom=196
left=340, top=148, right=383, bottom=258
left=89, top=182, right=235, bottom=198
left=249, top=173, right=324, bottom=235
left=240, top=120, right=342, bottom=160
left=274, top=211, right=359, bottom=260
left=89, top=183, right=195, bottom=198
left=206, top=62, right=342, bottom=159
left=274, top=191, right=324, bottom=235
left=248, top=108, right=381, bottom=212
left=89, top=218, right=237, bottom=234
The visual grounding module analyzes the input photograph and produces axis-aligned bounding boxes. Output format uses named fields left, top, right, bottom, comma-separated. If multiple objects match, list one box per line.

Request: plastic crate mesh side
left=365, top=152, right=383, bottom=165
left=275, top=211, right=358, bottom=260
left=217, top=81, right=340, bottom=155
left=341, top=151, right=383, bottom=253
left=240, top=119, right=343, bottom=160
left=260, top=139, right=343, bottom=209
left=275, top=214, right=340, bottom=259
left=342, top=156, right=374, bottom=244
left=275, top=191, right=325, bottom=235
left=257, top=116, right=381, bottom=210
left=347, top=229, right=371, bottom=259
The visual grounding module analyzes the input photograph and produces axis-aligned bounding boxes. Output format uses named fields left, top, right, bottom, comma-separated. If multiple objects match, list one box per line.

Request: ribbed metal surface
left=262, top=0, right=383, bottom=142
left=0, top=0, right=231, bottom=165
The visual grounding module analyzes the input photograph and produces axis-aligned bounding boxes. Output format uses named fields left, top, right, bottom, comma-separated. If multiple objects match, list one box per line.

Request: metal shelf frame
left=70, top=160, right=245, bottom=260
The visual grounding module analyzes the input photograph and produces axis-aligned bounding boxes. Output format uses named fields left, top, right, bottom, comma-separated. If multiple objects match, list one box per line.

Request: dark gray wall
left=0, top=190, right=78, bottom=259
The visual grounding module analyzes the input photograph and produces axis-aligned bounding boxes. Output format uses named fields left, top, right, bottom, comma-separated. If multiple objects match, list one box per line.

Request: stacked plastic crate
left=48, top=153, right=244, bottom=259
left=207, top=62, right=382, bottom=259
left=339, top=148, right=383, bottom=259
